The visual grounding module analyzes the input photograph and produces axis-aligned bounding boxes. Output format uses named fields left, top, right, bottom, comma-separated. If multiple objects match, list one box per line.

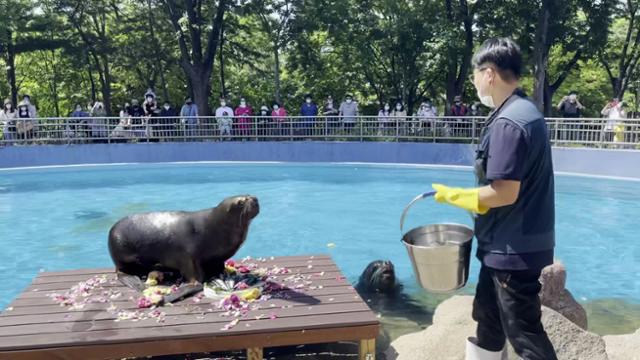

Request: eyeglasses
left=469, top=66, right=491, bottom=83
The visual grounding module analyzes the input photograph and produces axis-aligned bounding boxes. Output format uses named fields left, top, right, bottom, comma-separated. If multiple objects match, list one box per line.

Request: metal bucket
left=400, top=192, right=473, bottom=293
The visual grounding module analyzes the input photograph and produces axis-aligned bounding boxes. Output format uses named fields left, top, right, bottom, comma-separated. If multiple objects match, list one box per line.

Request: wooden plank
left=29, top=265, right=342, bottom=286
left=10, top=273, right=350, bottom=308
left=0, top=255, right=380, bottom=360
left=15, top=278, right=351, bottom=308
left=0, top=312, right=379, bottom=351
left=36, top=255, right=333, bottom=278
left=0, top=302, right=372, bottom=337
left=0, top=293, right=366, bottom=326
left=0, top=324, right=379, bottom=360
left=3, top=285, right=359, bottom=315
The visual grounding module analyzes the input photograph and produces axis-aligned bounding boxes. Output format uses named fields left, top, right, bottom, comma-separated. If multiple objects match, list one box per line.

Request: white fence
left=1, top=116, right=638, bottom=149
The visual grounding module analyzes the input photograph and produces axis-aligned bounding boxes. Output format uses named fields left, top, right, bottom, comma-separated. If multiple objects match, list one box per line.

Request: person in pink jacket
left=271, top=102, right=288, bottom=138
left=234, top=97, right=253, bottom=139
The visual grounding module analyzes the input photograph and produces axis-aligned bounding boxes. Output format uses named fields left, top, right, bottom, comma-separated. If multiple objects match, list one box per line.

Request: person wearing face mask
left=322, top=95, right=340, bottom=133
left=159, top=101, right=178, bottom=140
left=256, top=105, right=270, bottom=139
left=16, top=95, right=38, bottom=142
left=143, top=90, right=160, bottom=141
left=299, top=94, right=318, bottom=137
left=433, top=38, right=557, bottom=360
left=271, top=101, right=288, bottom=138
left=377, top=102, right=392, bottom=136
left=416, top=100, right=438, bottom=135
left=66, top=103, right=89, bottom=140
left=180, top=97, right=199, bottom=140
left=449, top=95, right=470, bottom=138
left=392, top=102, right=407, bottom=136
left=127, top=99, right=146, bottom=138
left=0, top=99, right=17, bottom=144
left=111, top=103, right=133, bottom=141
left=234, top=97, right=253, bottom=139
left=215, top=97, right=234, bottom=139
left=339, top=94, right=359, bottom=131
left=557, top=91, right=584, bottom=141
left=89, top=101, right=108, bottom=142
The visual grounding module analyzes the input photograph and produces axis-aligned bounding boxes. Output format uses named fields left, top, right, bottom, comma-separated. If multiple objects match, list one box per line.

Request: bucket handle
left=400, top=191, right=474, bottom=237
left=400, top=191, right=436, bottom=235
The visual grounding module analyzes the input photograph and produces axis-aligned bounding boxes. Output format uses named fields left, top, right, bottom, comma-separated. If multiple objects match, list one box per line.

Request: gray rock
left=539, top=261, right=588, bottom=330
left=603, top=328, right=640, bottom=360
left=386, top=295, right=608, bottom=360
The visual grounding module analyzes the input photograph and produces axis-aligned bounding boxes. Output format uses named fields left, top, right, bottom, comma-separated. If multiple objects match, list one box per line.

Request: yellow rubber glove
left=432, top=184, right=489, bottom=215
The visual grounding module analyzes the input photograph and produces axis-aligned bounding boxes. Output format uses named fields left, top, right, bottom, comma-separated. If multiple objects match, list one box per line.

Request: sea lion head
left=358, top=260, right=397, bottom=294
left=222, top=195, right=260, bottom=224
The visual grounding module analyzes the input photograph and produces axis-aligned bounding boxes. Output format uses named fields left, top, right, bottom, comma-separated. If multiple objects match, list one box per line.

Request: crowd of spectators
left=0, top=89, right=637, bottom=145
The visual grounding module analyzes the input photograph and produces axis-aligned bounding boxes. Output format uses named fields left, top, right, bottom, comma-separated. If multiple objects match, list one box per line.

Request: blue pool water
left=0, top=163, right=639, bottom=310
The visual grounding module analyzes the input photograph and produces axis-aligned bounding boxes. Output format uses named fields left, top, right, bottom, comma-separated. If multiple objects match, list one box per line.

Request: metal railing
left=0, top=116, right=638, bottom=149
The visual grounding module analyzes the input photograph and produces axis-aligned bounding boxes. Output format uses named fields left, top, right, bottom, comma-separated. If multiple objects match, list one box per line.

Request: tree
left=477, top=0, right=613, bottom=115
left=600, top=0, right=640, bottom=99
left=442, top=0, right=486, bottom=112
left=0, top=0, right=67, bottom=105
left=249, top=0, right=299, bottom=104
left=54, top=0, right=120, bottom=114
left=530, top=0, right=613, bottom=115
left=162, top=0, right=227, bottom=115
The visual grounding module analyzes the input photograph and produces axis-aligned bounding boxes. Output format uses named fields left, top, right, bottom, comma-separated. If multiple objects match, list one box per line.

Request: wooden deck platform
left=0, top=255, right=379, bottom=360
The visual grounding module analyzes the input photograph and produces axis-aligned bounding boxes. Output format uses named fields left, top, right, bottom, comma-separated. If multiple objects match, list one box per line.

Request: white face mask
left=6, top=104, right=12, bottom=110
left=396, top=105, right=402, bottom=110
left=306, top=99, right=312, bottom=104
left=384, top=105, right=390, bottom=111
left=164, top=105, right=170, bottom=110
left=273, top=105, right=279, bottom=110
left=76, top=107, right=82, bottom=112
left=240, top=101, right=246, bottom=107
left=477, top=90, right=494, bottom=108
left=346, top=99, right=352, bottom=104
left=221, top=102, right=226, bottom=107
left=475, top=71, right=495, bottom=108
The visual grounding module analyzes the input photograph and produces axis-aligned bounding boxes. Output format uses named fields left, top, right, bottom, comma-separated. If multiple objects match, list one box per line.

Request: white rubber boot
left=465, top=337, right=508, bottom=360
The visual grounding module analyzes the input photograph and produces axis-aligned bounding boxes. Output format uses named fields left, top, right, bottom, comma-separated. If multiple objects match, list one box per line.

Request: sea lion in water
left=108, top=195, right=259, bottom=303
left=356, top=260, right=399, bottom=294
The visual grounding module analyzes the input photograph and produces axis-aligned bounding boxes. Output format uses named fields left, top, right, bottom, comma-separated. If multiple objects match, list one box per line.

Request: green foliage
left=0, top=0, right=635, bottom=116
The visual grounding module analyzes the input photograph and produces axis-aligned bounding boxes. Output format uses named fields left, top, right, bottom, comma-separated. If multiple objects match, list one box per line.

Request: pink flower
left=269, top=312, right=277, bottom=320
left=225, top=259, right=236, bottom=267
left=235, top=282, right=249, bottom=290
left=137, top=297, right=153, bottom=308
left=237, top=265, right=250, bottom=274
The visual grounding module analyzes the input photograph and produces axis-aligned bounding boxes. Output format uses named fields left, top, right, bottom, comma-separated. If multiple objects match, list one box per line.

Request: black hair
left=472, top=37, right=522, bottom=80
left=272, top=101, right=280, bottom=107
left=305, top=93, right=312, bottom=99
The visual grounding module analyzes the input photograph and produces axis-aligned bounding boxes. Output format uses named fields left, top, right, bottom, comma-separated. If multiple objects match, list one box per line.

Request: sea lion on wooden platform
left=108, top=195, right=259, bottom=303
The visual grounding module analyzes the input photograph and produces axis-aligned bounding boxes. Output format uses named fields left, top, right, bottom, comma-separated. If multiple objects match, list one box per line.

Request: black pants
left=472, top=265, right=557, bottom=360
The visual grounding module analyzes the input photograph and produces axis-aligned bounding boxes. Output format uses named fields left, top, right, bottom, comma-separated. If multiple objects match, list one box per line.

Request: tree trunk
left=219, top=20, right=226, bottom=97
left=85, top=50, right=97, bottom=102
left=147, top=0, right=170, bottom=102
left=543, top=76, right=553, bottom=116
left=5, top=28, right=18, bottom=105
left=100, top=57, right=112, bottom=115
left=50, top=50, right=60, bottom=117
left=273, top=45, right=281, bottom=104
left=533, top=1, right=551, bottom=112
left=163, top=0, right=226, bottom=115
left=191, top=66, right=212, bottom=116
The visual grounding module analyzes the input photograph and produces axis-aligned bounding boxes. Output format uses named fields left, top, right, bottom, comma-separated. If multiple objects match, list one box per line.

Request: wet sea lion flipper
left=162, top=283, right=203, bottom=304
left=117, top=272, right=146, bottom=292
